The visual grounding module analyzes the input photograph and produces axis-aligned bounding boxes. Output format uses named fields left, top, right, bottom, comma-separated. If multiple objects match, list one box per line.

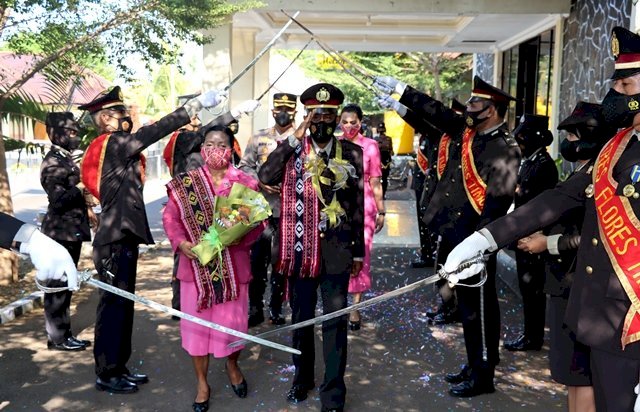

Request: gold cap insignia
left=630, top=99, right=639, bottom=111
left=118, top=89, right=124, bottom=101
left=466, top=116, right=473, bottom=127
left=612, top=32, right=620, bottom=59
left=316, top=87, right=330, bottom=102
left=281, top=95, right=289, bottom=101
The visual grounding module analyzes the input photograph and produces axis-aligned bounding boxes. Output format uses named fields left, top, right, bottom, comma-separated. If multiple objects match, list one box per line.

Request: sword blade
left=224, top=10, right=301, bottom=92
left=227, top=272, right=443, bottom=349
left=86, top=276, right=300, bottom=355
left=255, top=38, right=313, bottom=101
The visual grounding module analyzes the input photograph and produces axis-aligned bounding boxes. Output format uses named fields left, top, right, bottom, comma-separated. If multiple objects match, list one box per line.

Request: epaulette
left=501, top=132, right=519, bottom=148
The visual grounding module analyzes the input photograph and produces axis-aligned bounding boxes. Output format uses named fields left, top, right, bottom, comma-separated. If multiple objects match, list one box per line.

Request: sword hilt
left=436, top=252, right=488, bottom=281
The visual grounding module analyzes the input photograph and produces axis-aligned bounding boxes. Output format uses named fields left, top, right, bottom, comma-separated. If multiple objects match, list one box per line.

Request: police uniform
left=374, top=123, right=393, bottom=197
left=481, top=27, right=640, bottom=411
left=506, top=114, right=558, bottom=351
left=239, top=93, right=297, bottom=326
left=258, top=83, right=364, bottom=411
left=399, top=76, right=521, bottom=395
left=79, top=86, right=190, bottom=391
left=40, top=112, right=92, bottom=350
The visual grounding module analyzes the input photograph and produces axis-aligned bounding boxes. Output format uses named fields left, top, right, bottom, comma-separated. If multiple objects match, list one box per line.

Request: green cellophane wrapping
left=192, top=183, right=272, bottom=267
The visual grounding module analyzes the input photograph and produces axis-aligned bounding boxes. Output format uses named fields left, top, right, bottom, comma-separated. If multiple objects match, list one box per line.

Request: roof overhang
left=233, top=0, right=571, bottom=53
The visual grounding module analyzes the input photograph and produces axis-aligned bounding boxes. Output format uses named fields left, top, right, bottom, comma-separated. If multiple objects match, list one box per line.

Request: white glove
left=443, top=231, right=491, bottom=286
left=372, top=76, right=407, bottom=95
left=375, top=95, right=407, bottom=117
left=231, top=99, right=260, bottom=119
left=184, top=89, right=227, bottom=117
left=634, top=383, right=640, bottom=412
left=20, top=230, right=79, bottom=291
left=197, top=89, right=226, bottom=108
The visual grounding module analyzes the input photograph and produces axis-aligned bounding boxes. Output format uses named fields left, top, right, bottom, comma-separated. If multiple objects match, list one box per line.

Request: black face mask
left=601, top=87, right=640, bottom=129
left=275, top=111, right=293, bottom=128
left=559, top=139, right=601, bottom=162
left=67, top=136, right=81, bottom=151
left=464, top=107, right=490, bottom=128
left=118, top=116, right=133, bottom=133
left=309, top=121, right=335, bottom=144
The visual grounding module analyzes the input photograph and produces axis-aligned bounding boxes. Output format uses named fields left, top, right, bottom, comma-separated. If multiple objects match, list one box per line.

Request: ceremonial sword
left=222, top=10, right=301, bottom=92
left=35, top=270, right=301, bottom=355
left=227, top=253, right=488, bottom=349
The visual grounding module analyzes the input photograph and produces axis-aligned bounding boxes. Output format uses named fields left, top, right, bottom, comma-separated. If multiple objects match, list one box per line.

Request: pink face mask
left=341, top=124, right=360, bottom=140
left=201, top=146, right=232, bottom=169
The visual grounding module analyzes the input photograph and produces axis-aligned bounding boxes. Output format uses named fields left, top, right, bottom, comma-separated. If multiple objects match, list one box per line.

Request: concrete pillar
left=252, top=41, right=271, bottom=133
left=202, top=25, right=232, bottom=125
left=230, top=28, right=258, bottom=150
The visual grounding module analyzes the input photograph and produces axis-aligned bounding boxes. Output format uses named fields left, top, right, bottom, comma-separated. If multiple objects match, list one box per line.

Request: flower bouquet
left=192, top=183, right=271, bottom=268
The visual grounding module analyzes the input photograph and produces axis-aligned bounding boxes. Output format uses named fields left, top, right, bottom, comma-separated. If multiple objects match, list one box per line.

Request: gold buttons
left=451, top=178, right=456, bottom=183
left=458, top=165, right=462, bottom=169
left=319, top=233, right=325, bottom=238
left=445, top=193, right=450, bottom=197
left=592, top=238, right=598, bottom=246
left=585, top=266, right=593, bottom=274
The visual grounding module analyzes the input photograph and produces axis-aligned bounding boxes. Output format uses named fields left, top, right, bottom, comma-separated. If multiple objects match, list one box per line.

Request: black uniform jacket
left=40, top=147, right=91, bottom=242
left=171, top=111, right=236, bottom=176
left=400, top=86, right=521, bottom=244
left=258, top=136, right=365, bottom=274
left=484, top=135, right=640, bottom=358
left=515, top=148, right=559, bottom=208
left=94, top=107, right=190, bottom=247
left=0, top=212, right=26, bottom=250
left=542, top=162, right=592, bottom=297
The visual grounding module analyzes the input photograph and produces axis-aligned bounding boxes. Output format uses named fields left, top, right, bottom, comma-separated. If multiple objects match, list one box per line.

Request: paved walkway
left=0, top=183, right=565, bottom=411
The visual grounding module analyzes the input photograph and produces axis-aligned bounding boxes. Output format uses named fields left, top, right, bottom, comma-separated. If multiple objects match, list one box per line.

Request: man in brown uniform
left=80, top=86, right=224, bottom=394
left=444, top=26, right=640, bottom=412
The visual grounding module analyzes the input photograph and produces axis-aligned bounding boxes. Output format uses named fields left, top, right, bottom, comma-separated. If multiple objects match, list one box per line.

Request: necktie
left=319, top=151, right=329, bottom=163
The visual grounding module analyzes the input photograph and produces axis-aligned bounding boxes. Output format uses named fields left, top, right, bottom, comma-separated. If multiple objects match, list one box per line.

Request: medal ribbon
left=460, top=128, right=487, bottom=215
left=593, top=127, right=640, bottom=349
left=436, top=133, right=451, bottom=179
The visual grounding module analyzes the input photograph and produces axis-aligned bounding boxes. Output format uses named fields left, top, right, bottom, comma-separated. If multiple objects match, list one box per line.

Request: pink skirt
left=180, top=281, right=248, bottom=358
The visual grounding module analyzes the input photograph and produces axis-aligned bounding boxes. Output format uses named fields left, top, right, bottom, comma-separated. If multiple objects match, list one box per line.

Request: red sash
left=460, top=128, right=486, bottom=214
left=81, top=133, right=146, bottom=201
left=593, top=127, right=640, bottom=349
left=436, top=134, right=451, bottom=179
left=162, top=131, right=180, bottom=176
left=416, top=148, right=429, bottom=174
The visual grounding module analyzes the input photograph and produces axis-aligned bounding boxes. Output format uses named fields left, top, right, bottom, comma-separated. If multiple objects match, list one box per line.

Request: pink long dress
left=344, top=134, right=382, bottom=293
left=162, top=166, right=266, bottom=358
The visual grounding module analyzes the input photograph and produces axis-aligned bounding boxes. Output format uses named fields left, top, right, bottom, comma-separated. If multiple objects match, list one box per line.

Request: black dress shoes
left=95, top=376, right=138, bottom=394
left=230, top=378, right=248, bottom=398
left=47, top=337, right=86, bottom=351
left=269, top=313, right=286, bottom=325
left=449, top=379, right=495, bottom=397
left=69, top=336, right=91, bottom=347
left=286, top=384, right=313, bottom=403
left=504, top=334, right=542, bottom=351
left=445, top=365, right=472, bottom=384
left=248, top=312, right=265, bottom=327
left=428, top=311, right=460, bottom=325
left=122, top=372, right=149, bottom=384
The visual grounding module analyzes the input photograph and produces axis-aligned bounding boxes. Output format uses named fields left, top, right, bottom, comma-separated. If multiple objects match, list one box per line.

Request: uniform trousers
left=93, top=239, right=139, bottom=379
left=44, top=240, right=82, bottom=344
left=249, top=217, right=285, bottom=316
left=434, top=239, right=458, bottom=314
left=289, top=266, right=350, bottom=409
left=515, top=250, right=547, bottom=344
left=381, top=166, right=390, bottom=199
left=457, top=255, right=500, bottom=380
left=590, top=348, right=640, bottom=412
left=414, top=189, right=433, bottom=263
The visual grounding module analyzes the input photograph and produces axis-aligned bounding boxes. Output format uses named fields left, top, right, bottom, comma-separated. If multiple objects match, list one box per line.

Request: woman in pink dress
left=339, top=104, right=385, bottom=330
left=163, top=124, right=266, bottom=412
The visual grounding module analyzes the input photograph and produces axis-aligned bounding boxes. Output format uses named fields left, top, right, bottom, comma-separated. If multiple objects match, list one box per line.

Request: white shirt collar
left=311, top=138, right=333, bottom=156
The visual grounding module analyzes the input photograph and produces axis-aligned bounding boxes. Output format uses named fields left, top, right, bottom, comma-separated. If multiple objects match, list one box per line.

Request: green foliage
left=278, top=49, right=472, bottom=114
left=0, top=0, right=262, bottom=101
